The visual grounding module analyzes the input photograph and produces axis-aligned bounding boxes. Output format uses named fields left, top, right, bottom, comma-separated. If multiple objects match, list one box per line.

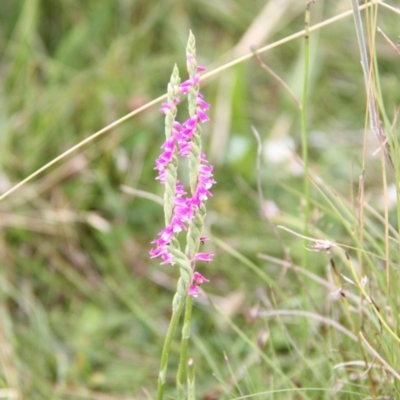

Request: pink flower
left=189, top=272, right=210, bottom=297
left=196, top=108, right=209, bottom=123
left=180, top=74, right=200, bottom=94
left=199, top=236, right=209, bottom=244
left=160, top=251, right=175, bottom=265
left=178, top=142, right=191, bottom=157
left=196, top=94, right=209, bottom=110
left=191, top=253, right=214, bottom=263
left=191, top=186, right=212, bottom=207
left=154, top=137, right=175, bottom=183
left=150, top=245, right=174, bottom=265
left=174, top=203, right=192, bottom=224
left=159, top=102, right=173, bottom=114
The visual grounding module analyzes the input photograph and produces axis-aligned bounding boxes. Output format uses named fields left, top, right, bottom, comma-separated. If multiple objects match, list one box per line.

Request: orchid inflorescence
left=150, top=31, right=215, bottom=298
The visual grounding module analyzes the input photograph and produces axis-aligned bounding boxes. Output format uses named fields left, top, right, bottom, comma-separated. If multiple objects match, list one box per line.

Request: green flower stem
left=176, top=206, right=205, bottom=399
left=177, top=295, right=194, bottom=399
left=156, top=294, right=186, bottom=400
left=301, top=2, right=312, bottom=267
left=297, top=1, right=313, bottom=359
left=157, top=249, right=192, bottom=400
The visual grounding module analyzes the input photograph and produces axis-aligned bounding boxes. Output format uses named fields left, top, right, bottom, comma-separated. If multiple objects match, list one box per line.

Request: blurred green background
left=0, top=0, right=399, bottom=399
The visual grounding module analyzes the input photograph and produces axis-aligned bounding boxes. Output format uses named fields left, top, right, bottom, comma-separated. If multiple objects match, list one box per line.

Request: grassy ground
left=1, top=0, right=400, bottom=399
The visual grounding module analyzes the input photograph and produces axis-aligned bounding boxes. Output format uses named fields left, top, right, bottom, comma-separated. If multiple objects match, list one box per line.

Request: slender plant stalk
left=300, top=1, right=312, bottom=266
left=177, top=295, right=193, bottom=398
left=373, top=19, right=400, bottom=331
left=346, top=8, right=383, bottom=390
left=365, top=2, right=400, bottom=366
left=350, top=0, right=376, bottom=128
left=357, top=171, right=365, bottom=276
left=350, top=0, right=394, bottom=308
left=350, top=0, right=392, bottom=167
left=155, top=246, right=194, bottom=400
left=298, top=1, right=313, bottom=356
left=366, top=1, right=391, bottom=292
left=175, top=214, right=207, bottom=398
left=157, top=297, right=186, bottom=400
left=177, top=208, right=206, bottom=396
